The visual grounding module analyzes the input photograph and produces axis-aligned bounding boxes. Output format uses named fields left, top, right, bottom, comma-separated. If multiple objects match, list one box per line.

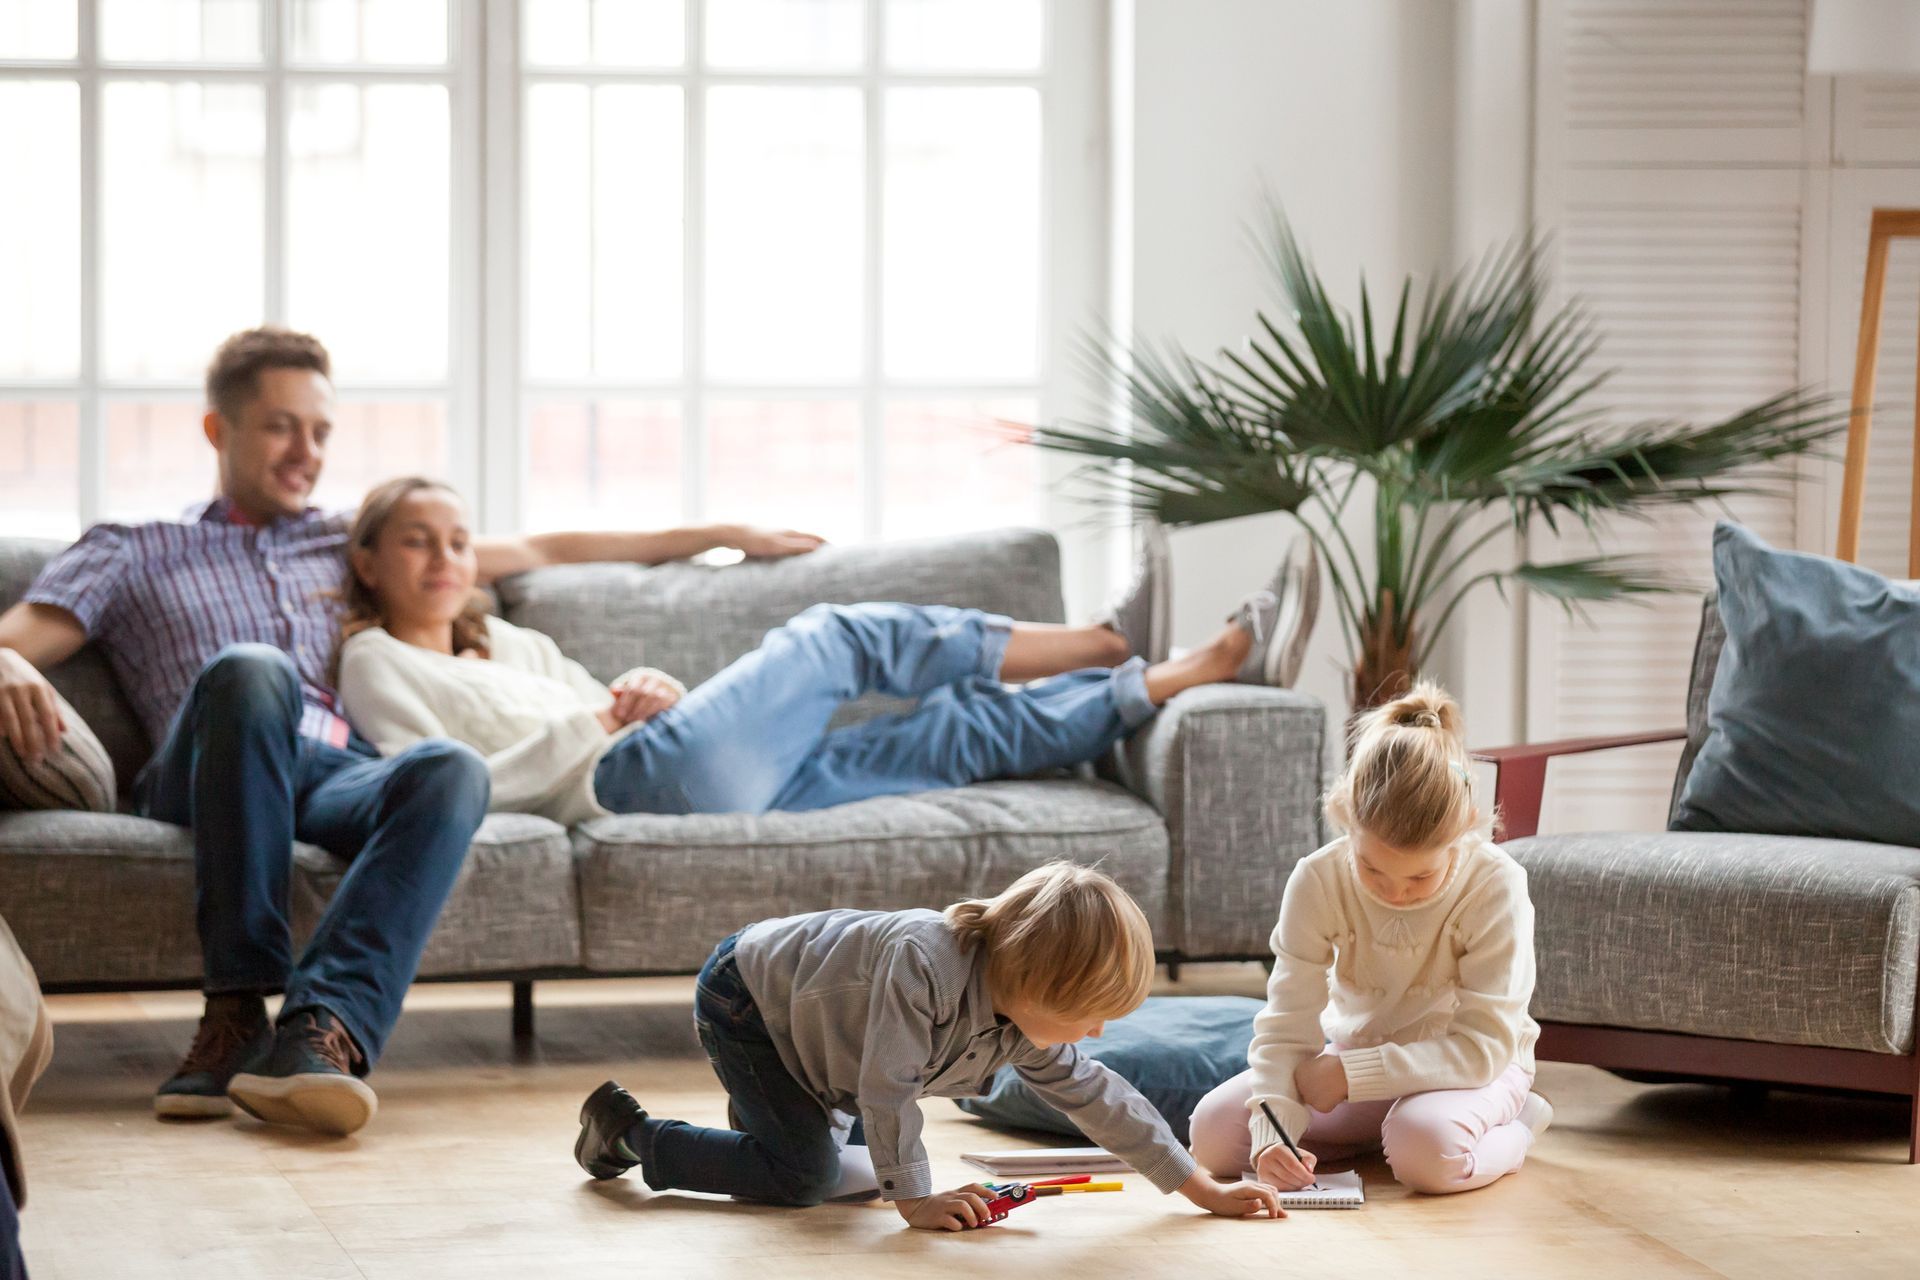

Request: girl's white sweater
left=1245, top=834, right=1539, bottom=1156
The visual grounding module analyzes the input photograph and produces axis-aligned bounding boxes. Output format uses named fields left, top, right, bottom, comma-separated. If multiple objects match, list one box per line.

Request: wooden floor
left=14, top=965, right=1919, bottom=1279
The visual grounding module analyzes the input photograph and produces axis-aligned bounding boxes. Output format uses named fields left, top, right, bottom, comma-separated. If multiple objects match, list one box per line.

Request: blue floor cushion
left=955, top=995, right=1262, bottom=1144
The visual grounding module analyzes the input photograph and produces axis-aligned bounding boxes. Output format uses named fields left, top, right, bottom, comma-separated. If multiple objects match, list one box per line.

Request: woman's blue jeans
left=591, top=603, right=1155, bottom=815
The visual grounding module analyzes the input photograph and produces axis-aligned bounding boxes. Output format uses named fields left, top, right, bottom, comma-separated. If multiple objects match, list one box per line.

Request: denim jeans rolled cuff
left=1109, top=656, right=1156, bottom=729
left=973, top=612, right=1014, bottom=681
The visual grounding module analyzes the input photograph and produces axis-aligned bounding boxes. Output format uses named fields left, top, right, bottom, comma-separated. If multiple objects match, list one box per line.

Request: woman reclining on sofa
left=332, top=477, right=1312, bottom=822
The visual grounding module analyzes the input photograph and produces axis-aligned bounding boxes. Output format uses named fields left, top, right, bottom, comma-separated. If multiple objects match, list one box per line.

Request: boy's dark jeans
left=635, top=935, right=847, bottom=1206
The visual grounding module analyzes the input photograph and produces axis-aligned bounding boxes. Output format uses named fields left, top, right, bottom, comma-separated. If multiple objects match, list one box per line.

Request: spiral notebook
left=1246, top=1169, right=1366, bottom=1209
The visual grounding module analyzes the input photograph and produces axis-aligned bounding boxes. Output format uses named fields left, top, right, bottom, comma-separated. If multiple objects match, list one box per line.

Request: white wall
left=1117, top=0, right=1469, bottom=740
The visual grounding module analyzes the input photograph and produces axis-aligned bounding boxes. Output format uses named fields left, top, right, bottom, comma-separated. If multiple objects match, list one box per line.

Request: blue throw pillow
left=954, top=995, right=1262, bottom=1145
left=1672, top=521, right=1920, bottom=845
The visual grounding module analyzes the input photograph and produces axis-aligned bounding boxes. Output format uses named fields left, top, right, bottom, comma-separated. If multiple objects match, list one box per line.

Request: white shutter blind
left=1526, top=168, right=1808, bottom=833
left=1531, top=0, right=1822, bottom=833
left=1539, top=0, right=1815, bottom=166
left=1835, top=79, right=1920, bottom=166
left=1825, top=172, right=1920, bottom=576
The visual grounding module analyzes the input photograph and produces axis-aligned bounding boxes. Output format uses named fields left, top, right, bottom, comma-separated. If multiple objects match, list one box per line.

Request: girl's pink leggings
left=1188, top=1058, right=1536, bottom=1194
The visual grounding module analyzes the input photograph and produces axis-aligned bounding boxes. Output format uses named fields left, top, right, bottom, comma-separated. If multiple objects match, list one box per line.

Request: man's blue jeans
left=592, top=603, right=1157, bottom=815
left=134, top=645, right=490, bottom=1066
left=631, top=934, right=846, bottom=1205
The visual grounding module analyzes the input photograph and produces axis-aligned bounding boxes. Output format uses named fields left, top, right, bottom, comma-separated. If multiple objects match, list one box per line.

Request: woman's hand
left=724, top=525, right=827, bottom=559
left=1253, top=1141, right=1318, bottom=1192
left=1294, top=1052, right=1349, bottom=1113
left=607, top=673, right=682, bottom=727
left=1178, top=1171, right=1284, bottom=1219
left=895, top=1184, right=998, bottom=1231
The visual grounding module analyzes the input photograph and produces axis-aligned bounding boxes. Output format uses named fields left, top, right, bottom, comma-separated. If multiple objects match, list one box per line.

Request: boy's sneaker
left=1228, top=536, right=1319, bottom=687
left=1518, top=1090, right=1554, bottom=1139
left=227, top=1009, right=378, bottom=1137
left=154, top=992, right=273, bottom=1119
left=576, top=1080, right=648, bottom=1180
left=1097, top=520, right=1171, bottom=664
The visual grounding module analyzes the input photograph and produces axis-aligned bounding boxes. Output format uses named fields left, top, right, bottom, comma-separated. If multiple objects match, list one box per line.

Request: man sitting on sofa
left=0, top=327, right=823, bottom=1136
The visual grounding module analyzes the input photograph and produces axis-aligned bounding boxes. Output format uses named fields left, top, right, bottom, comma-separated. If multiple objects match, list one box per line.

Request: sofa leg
left=1909, top=1082, right=1919, bottom=1165
left=512, top=980, right=535, bottom=1045
left=1164, top=962, right=1181, bottom=983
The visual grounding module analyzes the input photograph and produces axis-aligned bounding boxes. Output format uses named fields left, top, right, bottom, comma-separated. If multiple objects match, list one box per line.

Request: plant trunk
left=1350, top=592, right=1417, bottom=718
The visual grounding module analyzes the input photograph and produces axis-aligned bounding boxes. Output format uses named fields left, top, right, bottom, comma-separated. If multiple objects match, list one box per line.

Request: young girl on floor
left=1189, top=682, right=1549, bottom=1195
left=573, top=863, right=1283, bottom=1230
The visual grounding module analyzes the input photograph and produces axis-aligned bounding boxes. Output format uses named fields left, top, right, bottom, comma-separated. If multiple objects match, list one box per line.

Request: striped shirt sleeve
left=22, top=523, right=133, bottom=637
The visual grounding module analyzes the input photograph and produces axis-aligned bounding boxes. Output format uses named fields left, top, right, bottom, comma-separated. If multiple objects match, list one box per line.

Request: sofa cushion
left=495, top=528, right=1065, bottom=727
left=292, top=813, right=581, bottom=975
left=0, top=539, right=153, bottom=793
left=0, top=810, right=580, bottom=985
left=1672, top=521, right=1920, bottom=845
left=0, top=811, right=201, bottom=985
left=954, top=995, right=1264, bottom=1144
left=1507, top=830, right=1920, bottom=1054
left=573, top=779, right=1170, bottom=972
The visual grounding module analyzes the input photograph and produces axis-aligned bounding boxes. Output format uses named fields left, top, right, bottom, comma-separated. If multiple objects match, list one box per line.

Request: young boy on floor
left=573, top=862, right=1283, bottom=1230
left=1189, top=682, right=1551, bottom=1194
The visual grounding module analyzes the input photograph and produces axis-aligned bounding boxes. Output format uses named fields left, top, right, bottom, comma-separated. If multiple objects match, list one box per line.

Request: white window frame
left=480, top=0, right=1110, bottom=586
left=0, top=0, right=485, bottom=531
left=3, top=0, right=1110, bottom=612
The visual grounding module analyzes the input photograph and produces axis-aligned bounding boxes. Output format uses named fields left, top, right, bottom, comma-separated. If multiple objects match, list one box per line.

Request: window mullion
left=264, top=0, right=287, bottom=324
left=77, top=0, right=102, bottom=528
left=861, top=0, right=884, bottom=543
left=682, top=0, right=706, bottom=525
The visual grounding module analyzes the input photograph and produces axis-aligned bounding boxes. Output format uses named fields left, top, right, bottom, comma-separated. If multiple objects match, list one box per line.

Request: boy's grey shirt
left=734, top=907, right=1198, bottom=1202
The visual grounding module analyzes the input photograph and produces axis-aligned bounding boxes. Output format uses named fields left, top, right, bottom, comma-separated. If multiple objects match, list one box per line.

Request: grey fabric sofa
left=1476, top=596, right=1920, bottom=1161
left=0, top=527, right=1327, bottom=1029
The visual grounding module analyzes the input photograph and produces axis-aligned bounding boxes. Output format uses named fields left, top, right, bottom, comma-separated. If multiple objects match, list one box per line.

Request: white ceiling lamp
left=1807, top=0, right=1920, bottom=76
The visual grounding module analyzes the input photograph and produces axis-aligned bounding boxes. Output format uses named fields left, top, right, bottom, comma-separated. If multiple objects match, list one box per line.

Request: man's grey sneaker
left=1519, top=1090, right=1554, bottom=1140
left=154, top=992, right=273, bottom=1120
left=576, top=1079, right=648, bottom=1180
left=228, top=1009, right=377, bottom=1137
left=1097, top=520, right=1171, bottom=664
left=1227, top=537, right=1320, bottom=687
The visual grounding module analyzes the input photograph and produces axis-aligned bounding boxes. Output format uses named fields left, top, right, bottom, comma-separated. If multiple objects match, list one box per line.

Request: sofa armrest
left=1471, top=730, right=1686, bottom=841
left=1106, top=684, right=1326, bottom=958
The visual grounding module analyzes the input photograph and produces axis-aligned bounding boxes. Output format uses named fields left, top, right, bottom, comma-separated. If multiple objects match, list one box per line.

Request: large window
left=1, top=0, right=1103, bottom=549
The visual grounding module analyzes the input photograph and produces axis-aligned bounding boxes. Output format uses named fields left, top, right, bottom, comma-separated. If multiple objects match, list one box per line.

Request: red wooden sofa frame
left=1473, top=729, right=1920, bottom=1164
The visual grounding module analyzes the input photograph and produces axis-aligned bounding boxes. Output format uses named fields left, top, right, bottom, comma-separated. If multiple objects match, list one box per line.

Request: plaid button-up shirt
left=26, top=498, right=354, bottom=749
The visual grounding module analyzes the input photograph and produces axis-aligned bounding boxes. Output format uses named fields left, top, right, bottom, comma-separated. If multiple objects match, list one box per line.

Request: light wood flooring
left=14, top=965, right=1919, bottom=1279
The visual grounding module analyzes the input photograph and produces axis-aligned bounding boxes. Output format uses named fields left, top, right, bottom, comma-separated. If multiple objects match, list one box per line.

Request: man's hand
left=0, top=647, right=64, bottom=765
left=1253, top=1140, right=1318, bottom=1192
left=1178, top=1170, right=1285, bottom=1219
left=723, top=525, right=826, bottom=560
left=1295, top=1052, right=1349, bottom=1113
left=606, top=672, right=682, bottom=727
left=895, top=1184, right=998, bottom=1232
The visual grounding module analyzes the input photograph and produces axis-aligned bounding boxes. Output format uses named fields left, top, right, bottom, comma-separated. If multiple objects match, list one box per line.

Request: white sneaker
left=1227, top=536, right=1320, bottom=687
left=1518, top=1090, right=1554, bottom=1139
left=1097, top=519, right=1171, bottom=664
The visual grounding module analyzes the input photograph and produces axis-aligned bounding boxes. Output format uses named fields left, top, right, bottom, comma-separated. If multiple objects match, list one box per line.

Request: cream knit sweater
left=1245, top=834, right=1539, bottom=1155
left=337, top=617, right=684, bottom=827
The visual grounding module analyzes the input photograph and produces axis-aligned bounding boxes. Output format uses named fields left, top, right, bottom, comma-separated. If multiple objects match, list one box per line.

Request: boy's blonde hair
left=1325, top=680, right=1483, bottom=851
left=945, top=862, right=1155, bottom=1020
